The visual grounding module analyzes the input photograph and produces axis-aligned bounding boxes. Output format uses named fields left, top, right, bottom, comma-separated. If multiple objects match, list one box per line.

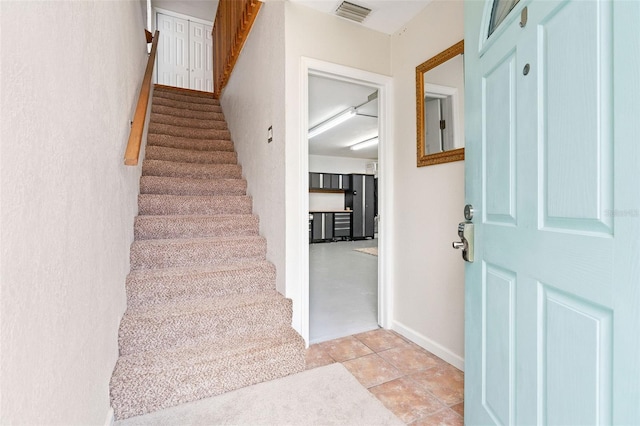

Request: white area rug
left=354, top=247, right=378, bottom=256
left=116, top=363, right=403, bottom=425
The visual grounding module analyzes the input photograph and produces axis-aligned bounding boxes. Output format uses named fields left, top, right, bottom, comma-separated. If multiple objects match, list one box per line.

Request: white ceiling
left=308, top=75, right=379, bottom=160
left=289, top=0, right=432, bottom=35
left=155, top=0, right=432, bottom=34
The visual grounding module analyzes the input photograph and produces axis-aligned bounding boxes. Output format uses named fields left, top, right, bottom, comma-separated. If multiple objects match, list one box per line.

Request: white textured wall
left=309, top=193, right=344, bottom=212
left=220, top=1, right=287, bottom=292
left=390, top=0, right=466, bottom=369
left=308, top=154, right=371, bottom=174
left=284, top=1, right=392, bottom=332
left=1, top=1, right=147, bottom=424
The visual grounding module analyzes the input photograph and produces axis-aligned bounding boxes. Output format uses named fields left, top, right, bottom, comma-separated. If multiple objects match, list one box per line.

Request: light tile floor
left=306, top=329, right=464, bottom=425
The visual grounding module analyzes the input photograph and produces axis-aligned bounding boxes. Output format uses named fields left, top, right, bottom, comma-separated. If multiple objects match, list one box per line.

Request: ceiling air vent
left=335, top=1, right=371, bottom=23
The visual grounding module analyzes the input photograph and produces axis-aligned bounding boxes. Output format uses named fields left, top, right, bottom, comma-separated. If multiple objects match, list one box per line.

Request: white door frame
left=298, top=57, right=395, bottom=344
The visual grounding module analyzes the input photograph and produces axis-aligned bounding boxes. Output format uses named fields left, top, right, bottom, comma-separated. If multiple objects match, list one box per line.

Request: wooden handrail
left=212, top=0, right=262, bottom=98
left=124, top=30, right=159, bottom=166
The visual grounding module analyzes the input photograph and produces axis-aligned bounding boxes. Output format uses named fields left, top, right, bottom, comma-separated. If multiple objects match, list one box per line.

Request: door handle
left=452, top=204, right=474, bottom=262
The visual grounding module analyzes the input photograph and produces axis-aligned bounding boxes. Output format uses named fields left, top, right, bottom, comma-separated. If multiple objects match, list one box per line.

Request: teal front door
left=464, top=0, right=640, bottom=424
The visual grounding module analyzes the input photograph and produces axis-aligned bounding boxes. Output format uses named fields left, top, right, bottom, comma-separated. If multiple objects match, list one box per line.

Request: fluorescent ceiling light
left=308, top=107, right=356, bottom=139
left=350, top=137, right=378, bottom=151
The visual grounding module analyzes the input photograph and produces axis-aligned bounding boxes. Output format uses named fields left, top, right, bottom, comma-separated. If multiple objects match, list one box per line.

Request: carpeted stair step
left=154, top=85, right=216, bottom=99
left=110, top=326, right=305, bottom=420
left=130, top=235, right=266, bottom=270
left=138, top=194, right=252, bottom=216
left=149, top=122, right=231, bottom=140
left=125, top=261, right=276, bottom=309
left=152, top=95, right=223, bottom=113
left=118, top=290, right=292, bottom=355
left=145, top=145, right=237, bottom=164
left=153, top=88, right=220, bottom=105
left=147, top=133, right=233, bottom=151
left=143, top=159, right=241, bottom=179
left=140, top=176, right=247, bottom=197
left=134, top=214, right=259, bottom=240
left=152, top=103, right=225, bottom=121
left=150, top=112, right=228, bottom=130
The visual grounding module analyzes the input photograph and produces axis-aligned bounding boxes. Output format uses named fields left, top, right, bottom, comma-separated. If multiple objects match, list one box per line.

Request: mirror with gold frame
left=416, top=40, right=465, bottom=167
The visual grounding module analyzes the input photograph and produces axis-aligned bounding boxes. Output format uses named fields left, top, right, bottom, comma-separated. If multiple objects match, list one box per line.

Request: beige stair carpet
left=110, top=85, right=305, bottom=420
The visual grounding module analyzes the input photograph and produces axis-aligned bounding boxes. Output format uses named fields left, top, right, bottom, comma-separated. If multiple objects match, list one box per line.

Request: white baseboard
left=104, top=407, right=114, bottom=426
left=391, top=321, right=465, bottom=371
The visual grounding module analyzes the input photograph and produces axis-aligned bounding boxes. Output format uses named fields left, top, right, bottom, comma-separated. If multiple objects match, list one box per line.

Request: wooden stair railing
left=212, top=0, right=262, bottom=98
left=124, top=30, right=159, bottom=166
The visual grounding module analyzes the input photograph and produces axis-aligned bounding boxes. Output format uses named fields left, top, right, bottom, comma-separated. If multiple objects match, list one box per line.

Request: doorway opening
left=297, top=57, right=394, bottom=346
left=297, top=57, right=393, bottom=345
left=307, top=75, right=380, bottom=343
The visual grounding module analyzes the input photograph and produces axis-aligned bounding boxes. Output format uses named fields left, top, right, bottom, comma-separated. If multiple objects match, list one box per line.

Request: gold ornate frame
left=416, top=40, right=465, bottom=167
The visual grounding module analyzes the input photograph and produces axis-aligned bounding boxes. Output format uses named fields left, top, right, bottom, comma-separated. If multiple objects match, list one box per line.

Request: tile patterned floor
left=306, top=329, right=464, bottom=425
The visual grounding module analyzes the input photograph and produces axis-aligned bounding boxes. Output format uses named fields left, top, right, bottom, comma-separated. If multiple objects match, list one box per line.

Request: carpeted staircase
left=110, top=85, right=305, bottom=420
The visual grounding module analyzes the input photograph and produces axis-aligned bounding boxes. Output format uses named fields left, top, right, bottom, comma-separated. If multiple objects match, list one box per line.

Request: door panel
left=157, top=13, right=189, bottom=88
left=465, top=0, right=639, bottom=424
left=157, top=13, right=213, bottom=92
left=483, top=53, right=516, bottom=225
left=541, top=285, right=612, bottom=425
left=482, top=264, right=516, bottom=425
left=190, top=22, right=206, bottom=91
left=540, top=1, right=613, bottom=233
left=425, top=98, right=443, bottom=153
left=205, top=25, right=214, bottom=93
